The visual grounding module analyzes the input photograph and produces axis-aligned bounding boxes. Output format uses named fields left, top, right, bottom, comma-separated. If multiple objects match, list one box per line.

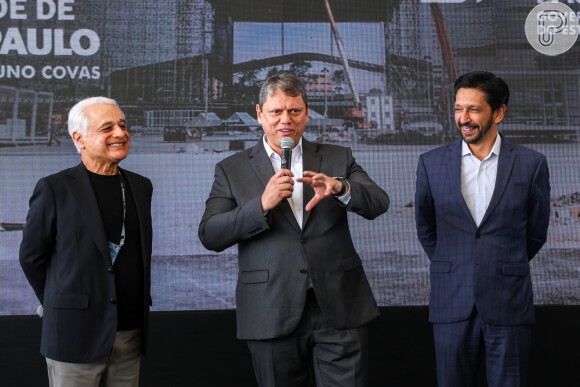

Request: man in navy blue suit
left=415, top=71, right=550, bottom=387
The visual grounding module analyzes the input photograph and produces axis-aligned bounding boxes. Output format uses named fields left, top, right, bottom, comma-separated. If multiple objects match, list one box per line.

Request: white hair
left=68, top=96, right=121, bottom=153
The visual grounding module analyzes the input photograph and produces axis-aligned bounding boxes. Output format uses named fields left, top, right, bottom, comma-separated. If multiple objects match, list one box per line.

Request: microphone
left=280, top=137, right=294, bottom=170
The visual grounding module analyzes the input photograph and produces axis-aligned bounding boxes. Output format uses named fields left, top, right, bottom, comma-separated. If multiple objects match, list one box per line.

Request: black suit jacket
left=199, top=139, right=390, bottom=340
left=19, top=163, right=153, bottom=363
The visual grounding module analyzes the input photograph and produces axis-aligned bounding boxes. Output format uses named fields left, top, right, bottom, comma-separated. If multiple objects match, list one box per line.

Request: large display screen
left=1, top=0, right=578, bottom=314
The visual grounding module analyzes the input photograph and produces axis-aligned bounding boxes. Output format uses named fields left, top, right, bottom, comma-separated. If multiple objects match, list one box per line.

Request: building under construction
left=3, top=0, right=577, bottom=142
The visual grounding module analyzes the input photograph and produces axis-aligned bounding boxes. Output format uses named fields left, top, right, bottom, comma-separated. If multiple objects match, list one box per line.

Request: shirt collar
left=461, top=133, right=502, bottom=159
left=262, top=135, right=302, bottom=159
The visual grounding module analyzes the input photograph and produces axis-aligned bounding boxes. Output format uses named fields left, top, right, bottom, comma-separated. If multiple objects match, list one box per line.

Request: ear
left=72, top=132, right=85, bottom=150
left=493, top=104, right=507, bottom=124
left=256, top=104, right=263, bottom=124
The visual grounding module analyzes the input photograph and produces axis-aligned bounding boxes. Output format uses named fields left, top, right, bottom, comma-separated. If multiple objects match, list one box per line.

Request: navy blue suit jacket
left=19, top=163, right=153, bottom=363
left=415, top=135, right=550, bottom=325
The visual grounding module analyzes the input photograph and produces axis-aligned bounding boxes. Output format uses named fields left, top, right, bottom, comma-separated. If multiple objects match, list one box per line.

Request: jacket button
left=107, top=268, right=114, bottom=273
left=475, top=233, right=481, bottom=238
left=109, top=298, right=117, bottom=304
left=299, top=269, right=307, bottom=275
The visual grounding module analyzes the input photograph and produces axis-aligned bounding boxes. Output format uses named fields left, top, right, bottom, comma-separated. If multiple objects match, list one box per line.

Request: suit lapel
left=480, top=134, right=515, bottom=227
left=120, top=167, right=144, bottom=227
left=68, top=163, right=110, bottom=263
left=249, top=140, right=299, bottom=229
left=302, top=139, right=320, bottom=228
left=448, top=140, right=475, bottom=225
left=249, top=141, right=275, bottom=187
left=120, top=168, right=151, bottom=273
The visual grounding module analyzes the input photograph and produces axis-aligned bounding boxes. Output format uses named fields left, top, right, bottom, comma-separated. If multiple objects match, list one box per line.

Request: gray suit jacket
left=199, top=139, right=390, bottom=340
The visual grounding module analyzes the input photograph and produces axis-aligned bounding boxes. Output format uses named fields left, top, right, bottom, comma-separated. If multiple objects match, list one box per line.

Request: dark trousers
left=433, top=307, right=531, bottom=387
left=247, top=289, right=369, bottom=387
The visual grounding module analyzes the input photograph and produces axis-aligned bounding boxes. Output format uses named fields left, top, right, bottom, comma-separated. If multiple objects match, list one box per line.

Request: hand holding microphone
left=260, top=137, right=295, bottom=212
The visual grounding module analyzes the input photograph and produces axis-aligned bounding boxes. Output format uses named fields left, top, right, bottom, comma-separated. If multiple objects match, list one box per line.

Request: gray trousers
left=46, top=328, right=141, bottom=387
left=247, top=290, right=369, bottom=387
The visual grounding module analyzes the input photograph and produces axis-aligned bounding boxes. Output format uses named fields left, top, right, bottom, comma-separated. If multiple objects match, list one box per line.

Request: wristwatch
left=332, top=177, right=347, bottom=196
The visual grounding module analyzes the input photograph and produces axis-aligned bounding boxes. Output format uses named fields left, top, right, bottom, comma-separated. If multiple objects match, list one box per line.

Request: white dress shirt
left=461, top=134, right=501, bottom=226
left=262, top=136, right=351, bottom=229
left=264, top=136, right=305, bottom=228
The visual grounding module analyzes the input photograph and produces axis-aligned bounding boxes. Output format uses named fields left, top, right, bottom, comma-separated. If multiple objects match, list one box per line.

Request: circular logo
left=525, top=2, right=579, bottom=56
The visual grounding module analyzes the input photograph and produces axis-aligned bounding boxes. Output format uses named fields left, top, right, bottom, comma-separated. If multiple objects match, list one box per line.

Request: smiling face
left=73, top=103, right=130, bottom=175
left=256, top=89, right=309, bottom=155
left=455, top=87, right=505, bottom=148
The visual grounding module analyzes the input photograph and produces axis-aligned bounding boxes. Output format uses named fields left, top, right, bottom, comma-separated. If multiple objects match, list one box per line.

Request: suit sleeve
left=198, top=162, right=270, bottom=252
left=343, top=147, right=390, bottom=220
left=19, top=178, right=57, bottom=304
left=415, top=154, right=436, bottom=260
left=526, top=155, right=550, bottom=260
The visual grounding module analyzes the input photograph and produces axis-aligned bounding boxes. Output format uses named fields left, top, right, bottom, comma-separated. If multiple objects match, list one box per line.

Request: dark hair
left=258, top=72, right=308, bottom=108
left=454, top=71, right=509, bottom=111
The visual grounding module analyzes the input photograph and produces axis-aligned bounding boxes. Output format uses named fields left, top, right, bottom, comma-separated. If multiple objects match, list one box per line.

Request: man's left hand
left=297, top=171, right=346, bottom=211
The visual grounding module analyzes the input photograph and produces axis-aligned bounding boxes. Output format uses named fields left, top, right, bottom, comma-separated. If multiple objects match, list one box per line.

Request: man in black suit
left=20, top=97, right=153, bottom=387
left=199, top=73, right=390, bottom=386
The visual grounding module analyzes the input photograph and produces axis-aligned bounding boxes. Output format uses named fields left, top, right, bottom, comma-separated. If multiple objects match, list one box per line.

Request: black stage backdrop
left=1, top=306, right=579, bottom=386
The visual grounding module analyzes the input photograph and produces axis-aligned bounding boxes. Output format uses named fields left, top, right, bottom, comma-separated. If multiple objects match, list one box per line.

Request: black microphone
left=280, top=137, right=294, bottom=170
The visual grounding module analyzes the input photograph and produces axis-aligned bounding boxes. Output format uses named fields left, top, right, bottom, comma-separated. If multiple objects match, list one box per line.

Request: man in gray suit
left=199, top=73, right=390, bottom=386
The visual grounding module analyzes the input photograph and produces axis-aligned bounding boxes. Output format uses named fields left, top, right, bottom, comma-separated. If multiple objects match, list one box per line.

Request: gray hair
left=258, top=73, right=308, bottom=109
left=68, top=96, right=121, bottom=153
